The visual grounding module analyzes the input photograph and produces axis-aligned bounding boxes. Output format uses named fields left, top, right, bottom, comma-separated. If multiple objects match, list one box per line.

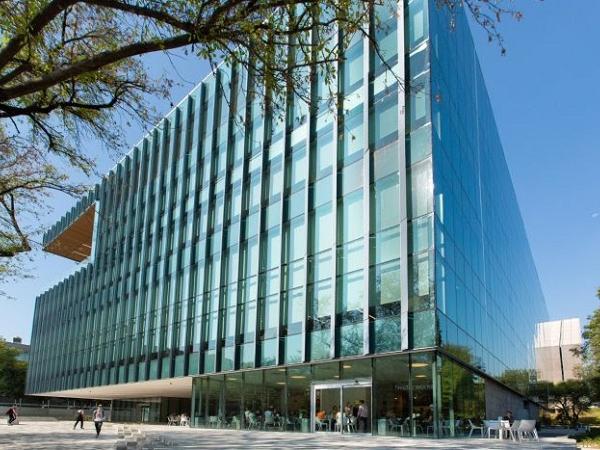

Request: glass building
left=27, top=0, right=548, bottom=437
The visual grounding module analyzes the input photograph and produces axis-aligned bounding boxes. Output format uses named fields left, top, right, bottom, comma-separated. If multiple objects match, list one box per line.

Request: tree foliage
left=0, top=130, right=85, bottom=278
left=579, top=289, right=600, bottom=376
left=548, top=380, right=593, bottom=428
left=0, top=0, right=523, bottom=276
left=0, top=338, right=28, bottom=399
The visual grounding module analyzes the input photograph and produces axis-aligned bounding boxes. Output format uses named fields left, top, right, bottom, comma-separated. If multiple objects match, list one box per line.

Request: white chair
left=517, top=420, right=539, bottom=441
left=455, top=420, right=462, bottom=435
left=484, top=420, right=500, bottom=438
left=388, top=418, right=404, bottom=435
left=285, top=417, right=297, bottom=431
left=208, top=416, right=219, bottom=428
left=347, top=416, right=357, bottom=433
left=468, top=419, right=484, bottom=437
left=409, top=416, right=424, bottom=435
left=441, top=419, right=462, bottom=436
left=498, top=420, right=511, bottom=439
left=315, top=417, right=329, bottom=431
left=247, top=414, right=258, bottom=430
left=508, top=420, right=521, bottom=441
left=334, top=413, right=342, bottom=432
left=264, top=415, right=276, bottom=430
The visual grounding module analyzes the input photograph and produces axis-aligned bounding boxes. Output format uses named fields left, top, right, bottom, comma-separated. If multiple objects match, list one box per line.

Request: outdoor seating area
left=195, top=409, right=371, bottom=434
left=198, top=408, right=308, bottom=431
left=483, top=419, right=539, bottom=442
left=381, top=416, right=540, bottom=441
left=167, top=413, right=190, bottom=427
left=194, top=410, right=540, bottom=441
left=315, top=412, right=359, bottom=433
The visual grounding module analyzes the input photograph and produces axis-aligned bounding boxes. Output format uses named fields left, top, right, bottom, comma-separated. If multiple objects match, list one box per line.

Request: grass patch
left=573, top=427, right=600, bottom=448
left=581, top=409, right=600, bottom=426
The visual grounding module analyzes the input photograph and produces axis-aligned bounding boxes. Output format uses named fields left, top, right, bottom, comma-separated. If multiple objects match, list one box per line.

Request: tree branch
left=0, top=33, right=195, bottom=101
left=0, top=0, right=79, bottom=71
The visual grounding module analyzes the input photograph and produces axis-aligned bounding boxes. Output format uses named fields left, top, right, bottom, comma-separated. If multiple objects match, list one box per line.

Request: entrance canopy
left=32, top=376, right=192, bottom=400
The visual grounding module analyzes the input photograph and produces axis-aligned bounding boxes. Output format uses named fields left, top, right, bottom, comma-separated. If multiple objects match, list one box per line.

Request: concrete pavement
left=0, top=420, right=578, bottom=450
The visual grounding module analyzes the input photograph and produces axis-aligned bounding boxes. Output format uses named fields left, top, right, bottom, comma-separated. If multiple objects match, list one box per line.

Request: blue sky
left=1, top=1, right=599, bottom=343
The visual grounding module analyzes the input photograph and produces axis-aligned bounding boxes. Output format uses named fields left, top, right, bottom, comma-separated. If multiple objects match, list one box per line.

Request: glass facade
left=429, top=2, right=548, bottom=383
left=27, top=0, right=547, bottom=437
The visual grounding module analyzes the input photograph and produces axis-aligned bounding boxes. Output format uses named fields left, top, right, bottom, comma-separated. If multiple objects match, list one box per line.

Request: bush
left=581, top=409, right=600, bottom=426
left=573, top=427, right=600, bottom=448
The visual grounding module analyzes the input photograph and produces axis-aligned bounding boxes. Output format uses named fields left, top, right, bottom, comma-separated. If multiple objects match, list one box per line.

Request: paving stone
left=0, top=420, right=578, bottom=450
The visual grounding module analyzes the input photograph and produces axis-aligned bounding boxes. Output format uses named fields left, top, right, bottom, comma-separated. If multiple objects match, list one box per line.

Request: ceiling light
left=415, top=374, right=427, bottom=378
left=342, top=364, right=352, bottom=369
left=411, top=363, right=428, bottom=368
left=290, top=375, right=306, bottom=379
left=277, top=382, right=286, bottom=385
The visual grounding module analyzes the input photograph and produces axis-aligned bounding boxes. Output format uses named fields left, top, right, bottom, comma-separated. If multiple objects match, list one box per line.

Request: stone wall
left=484, top=380, right=538, bottom=421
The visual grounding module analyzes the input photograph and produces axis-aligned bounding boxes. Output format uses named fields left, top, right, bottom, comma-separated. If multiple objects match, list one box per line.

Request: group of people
left=168, top=412, right=190, bottom=426
left=6, top=404, right=105, bottom=437
left=316, top=400, right=369, bottom=432
left=244, top=405, right=282, bottom=428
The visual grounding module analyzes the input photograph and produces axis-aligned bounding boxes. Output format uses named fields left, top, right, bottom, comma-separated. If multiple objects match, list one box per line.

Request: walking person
left=92, top=404, right=105, bottom=438
left=5, top=406, right=17, bottom=425
left=73, top=408, right=85, bottom=429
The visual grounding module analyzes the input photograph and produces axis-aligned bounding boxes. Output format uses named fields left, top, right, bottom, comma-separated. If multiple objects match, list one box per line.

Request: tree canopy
left=0, top=0, right=523, bottom=277
left=578, top=288, right=600, bottom=377
left=0, top=338, right=28, bottom=399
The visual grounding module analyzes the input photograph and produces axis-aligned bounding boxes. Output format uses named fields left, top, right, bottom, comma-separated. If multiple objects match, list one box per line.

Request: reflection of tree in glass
left=340, top=324, right=363, bottom=357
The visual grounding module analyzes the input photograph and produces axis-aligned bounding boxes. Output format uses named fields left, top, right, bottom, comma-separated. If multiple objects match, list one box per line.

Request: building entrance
left=311, top=379, right=371, bottom=434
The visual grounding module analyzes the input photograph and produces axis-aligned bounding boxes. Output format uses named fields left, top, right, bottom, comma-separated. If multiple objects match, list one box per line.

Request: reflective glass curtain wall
left=428, top=2, right=548, bottom=388
left=26, top=0, right=548, bottom=438
left=28, top=0, right=435, bottom=395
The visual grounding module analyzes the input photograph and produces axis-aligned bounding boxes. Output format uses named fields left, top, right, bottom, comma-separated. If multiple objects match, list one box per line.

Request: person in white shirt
left=92, top=404, right=105, bottom=438
left=357, top=400, right=369, bottom=432
left=180, top=413, right=189, bottom=426
left=264, top=406, right=275, bottom=428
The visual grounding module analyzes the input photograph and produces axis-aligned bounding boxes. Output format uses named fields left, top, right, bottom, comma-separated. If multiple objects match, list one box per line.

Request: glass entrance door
left=313, top=387, right=340, bottom=432
left=342, top=385, right=371, bottom=433
left=311, top=380, right=371, bottom=434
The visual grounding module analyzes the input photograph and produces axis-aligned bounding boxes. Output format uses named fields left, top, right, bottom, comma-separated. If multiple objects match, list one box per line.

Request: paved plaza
left=0, top=420, right=578, bottom=450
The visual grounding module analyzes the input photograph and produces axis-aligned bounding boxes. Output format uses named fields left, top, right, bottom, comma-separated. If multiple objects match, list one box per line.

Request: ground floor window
left=191, top=351, right=487, bottom=437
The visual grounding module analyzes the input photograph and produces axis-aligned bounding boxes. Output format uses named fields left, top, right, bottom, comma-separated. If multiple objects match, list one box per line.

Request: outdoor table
left=498, top=420, right=511, bottom=439
left=488, top=420, right=510, bottom=439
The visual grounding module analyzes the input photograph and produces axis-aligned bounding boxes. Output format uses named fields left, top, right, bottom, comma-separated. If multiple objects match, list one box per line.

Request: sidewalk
left=0, top=420, right=578, bottom=450
left=0, top=420, right=118, bottom=449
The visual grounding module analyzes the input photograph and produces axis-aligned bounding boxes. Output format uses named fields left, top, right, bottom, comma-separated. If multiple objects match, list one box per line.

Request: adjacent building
left=6, top=337, right=30, bottom=363
left=26, top=0, right=548, bottom=436
left=535, top=318, right=582, bottom=383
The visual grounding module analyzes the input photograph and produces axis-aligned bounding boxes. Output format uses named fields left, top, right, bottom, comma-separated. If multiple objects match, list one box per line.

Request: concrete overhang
left=31, top=376, right=193, bottom=400
left=43, top=204, right=95, bottom=262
